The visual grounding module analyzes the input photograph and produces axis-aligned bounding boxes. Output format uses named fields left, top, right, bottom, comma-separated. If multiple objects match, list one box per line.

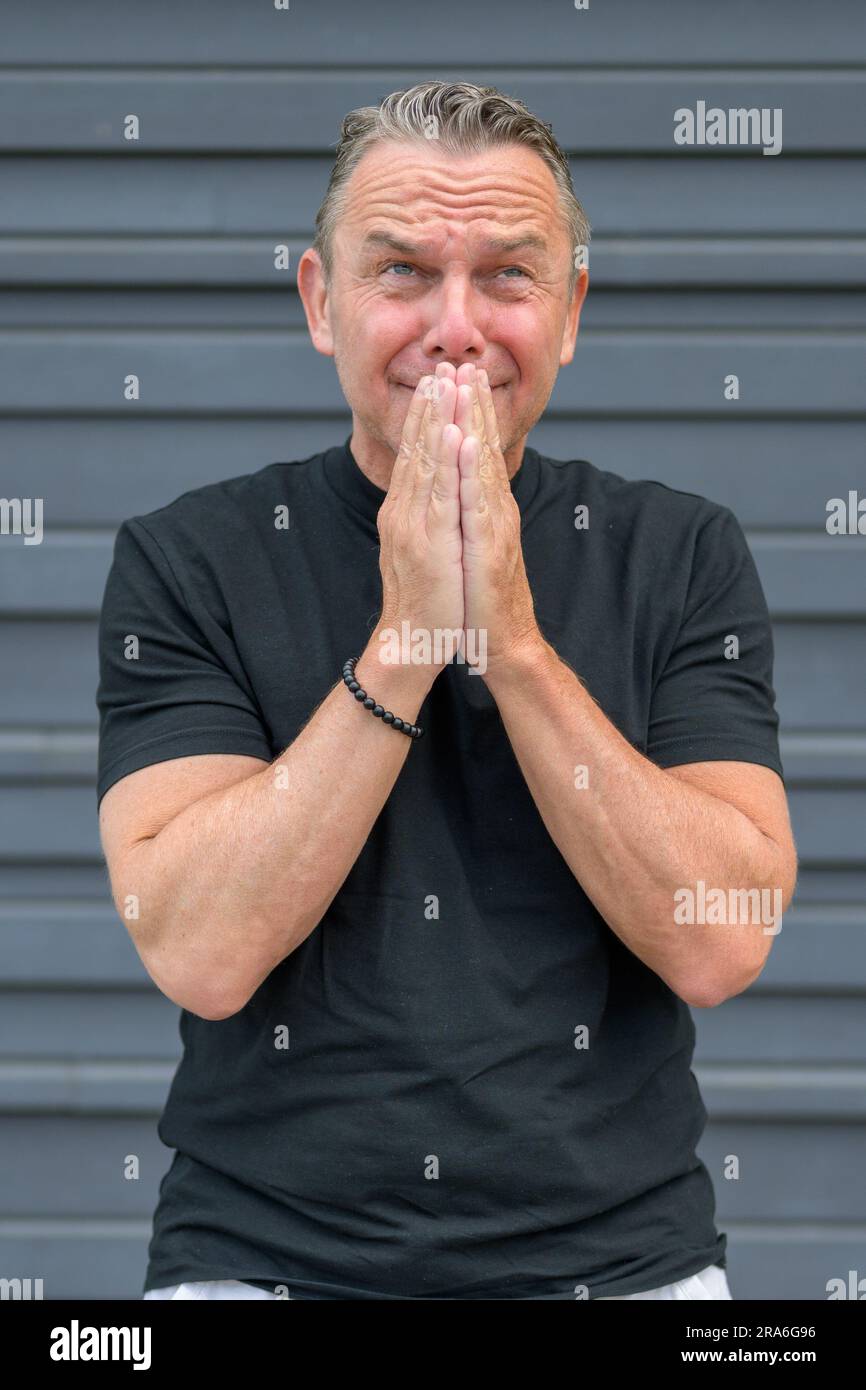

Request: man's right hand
left=373, top=367, right=464, bottom=672
left=98, top=367, right=465, bottom=1021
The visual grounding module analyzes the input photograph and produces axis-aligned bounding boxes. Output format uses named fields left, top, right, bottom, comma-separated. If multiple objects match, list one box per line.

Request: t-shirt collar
left=323, top=433, right=541, bottom=529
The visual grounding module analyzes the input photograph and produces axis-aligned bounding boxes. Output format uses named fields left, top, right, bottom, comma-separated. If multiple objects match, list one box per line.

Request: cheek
left=490, top=304, right=551, bottom=377
left=347, top=291, right=419, bottom=360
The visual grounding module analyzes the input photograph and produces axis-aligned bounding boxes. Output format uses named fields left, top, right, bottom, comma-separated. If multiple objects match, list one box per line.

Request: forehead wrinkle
left=344, top=192, right=557, bottom=244
left=358, top=228, right=551, bottom=266
left=339, top=150, right=570, bottom=265
left=422, top=163, right=556, bottom=198
left=347, top=185, right=555, bottom=222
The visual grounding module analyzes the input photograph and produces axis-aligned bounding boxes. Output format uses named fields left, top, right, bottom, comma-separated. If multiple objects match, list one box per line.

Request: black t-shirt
left=96, top=439, right=784, bottom=1300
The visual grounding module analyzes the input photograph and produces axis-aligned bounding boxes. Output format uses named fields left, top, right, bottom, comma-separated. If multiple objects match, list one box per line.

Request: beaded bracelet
left=341, top=656, right=424, bottom=740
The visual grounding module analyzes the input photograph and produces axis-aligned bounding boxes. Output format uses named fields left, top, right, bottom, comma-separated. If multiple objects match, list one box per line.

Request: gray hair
left=313, top=80, right=590, bottom=295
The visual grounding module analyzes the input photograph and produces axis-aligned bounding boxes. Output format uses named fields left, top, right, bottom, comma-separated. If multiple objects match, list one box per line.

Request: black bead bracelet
left=341, top=656, right=424, bottom=740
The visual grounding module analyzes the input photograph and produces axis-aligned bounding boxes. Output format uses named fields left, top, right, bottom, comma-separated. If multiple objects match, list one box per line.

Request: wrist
left=355, top=630, right=439, bottom=710
left=482, top=631, right=558, bottom=696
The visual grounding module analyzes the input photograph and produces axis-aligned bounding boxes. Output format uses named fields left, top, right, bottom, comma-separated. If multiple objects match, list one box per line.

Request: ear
left=559, top=266, right=589, bottom=367
left=297, top=247, right=334, bottom=357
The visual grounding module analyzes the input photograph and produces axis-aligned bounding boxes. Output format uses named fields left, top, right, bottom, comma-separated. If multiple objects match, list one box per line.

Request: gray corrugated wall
left=1, top=0, right=864, bottom=1300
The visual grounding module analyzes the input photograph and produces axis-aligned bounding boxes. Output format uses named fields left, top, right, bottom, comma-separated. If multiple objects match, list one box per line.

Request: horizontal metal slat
left=1, top=1117, right=863, bottom=1223
left=3, top=237, right=865, bottom=290
left=0, top=1060, right=863, bottom=1120
left=1, top=157, right=863, bottom=236
left=1, top=529, right=863, bottom=617
left=3, top=730, right=866, bottom=783
left=2, top=418, right=863, bottom=528
left=0, top=985, right=863, bottom=1061
left=1, top=331, right=862, bottom=415
left=3, top=72, right=864, bottom=153
left=4, top=0, right=864, bottom=64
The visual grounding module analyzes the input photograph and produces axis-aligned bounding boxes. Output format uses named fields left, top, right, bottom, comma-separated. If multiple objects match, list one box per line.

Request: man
left=97, top=81, right=797, bottom=1301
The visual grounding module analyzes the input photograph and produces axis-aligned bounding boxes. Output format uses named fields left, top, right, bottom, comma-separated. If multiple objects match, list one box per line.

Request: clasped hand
left=376, top=361, right=543, bottom=677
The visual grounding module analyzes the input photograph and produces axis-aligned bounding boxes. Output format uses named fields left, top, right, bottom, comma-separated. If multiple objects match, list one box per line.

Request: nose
left=421, top=268, right=486, bottom=362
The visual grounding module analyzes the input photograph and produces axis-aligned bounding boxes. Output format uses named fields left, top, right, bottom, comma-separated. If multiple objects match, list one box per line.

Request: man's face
left=300, top=139, right=587, bottom=472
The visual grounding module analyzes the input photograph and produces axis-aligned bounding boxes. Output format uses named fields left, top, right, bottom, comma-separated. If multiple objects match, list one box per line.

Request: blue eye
left=381, top=262, right=528, bottom=283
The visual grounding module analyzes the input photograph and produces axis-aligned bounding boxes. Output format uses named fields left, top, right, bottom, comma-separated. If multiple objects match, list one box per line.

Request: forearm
left=126, top=633, right=434, bottom=1018
left=484, top=639, right=789, bottom=1006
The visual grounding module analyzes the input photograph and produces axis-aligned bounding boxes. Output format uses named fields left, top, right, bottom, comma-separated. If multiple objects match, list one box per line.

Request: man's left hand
left=449, top=362, right=544, bottom=677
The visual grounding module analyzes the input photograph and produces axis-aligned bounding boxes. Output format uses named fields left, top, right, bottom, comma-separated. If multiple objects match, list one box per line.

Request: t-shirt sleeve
left=96, top=517, right=274, bottom=808
left=645, top=504, right=785, bottom=781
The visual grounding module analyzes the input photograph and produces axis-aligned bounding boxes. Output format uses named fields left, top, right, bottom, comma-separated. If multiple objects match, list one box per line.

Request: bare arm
left=100, top=646, right=433, bottom=1020
left=452, top=359, right=797, bottom=1009
left=483, top=639, right=798, bottom=1008
left=99, top=370, right=464, bottom=1020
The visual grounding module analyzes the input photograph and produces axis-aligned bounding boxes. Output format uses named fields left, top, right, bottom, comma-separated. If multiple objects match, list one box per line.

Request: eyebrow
left=360, top=230, right=548, bottom=259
